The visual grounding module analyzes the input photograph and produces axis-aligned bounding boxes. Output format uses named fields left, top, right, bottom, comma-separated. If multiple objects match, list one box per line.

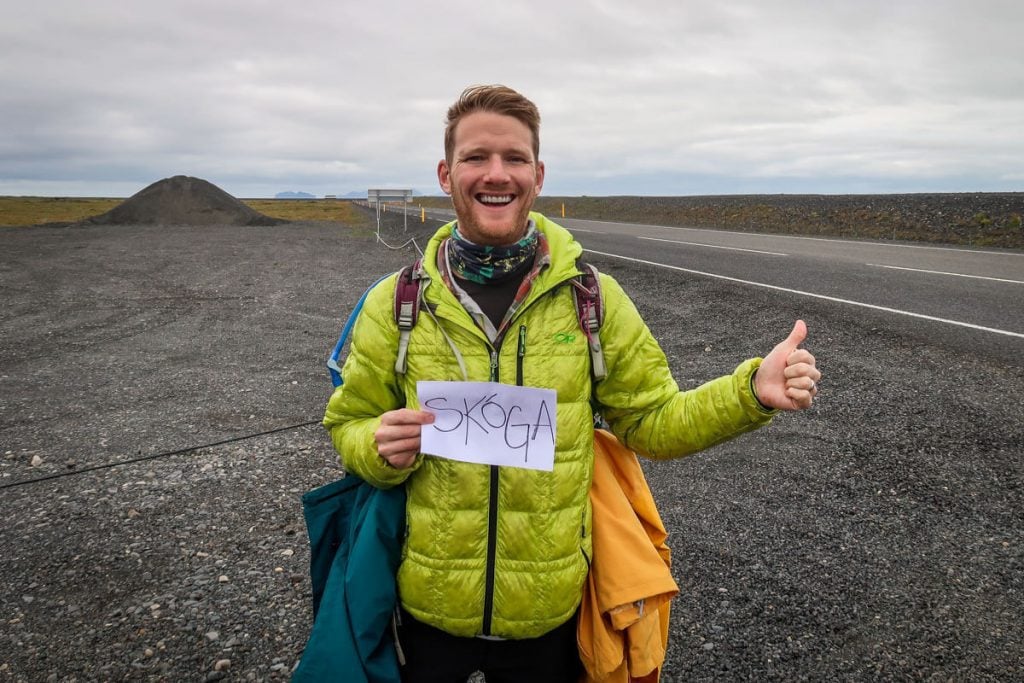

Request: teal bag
left=295, top=272, right=407, bottom=682
left=292, top=475, right=406, bottom=682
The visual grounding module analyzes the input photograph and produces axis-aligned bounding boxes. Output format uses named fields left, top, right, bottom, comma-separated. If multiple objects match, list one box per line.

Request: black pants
left=396, top=610, right=582, bottom=683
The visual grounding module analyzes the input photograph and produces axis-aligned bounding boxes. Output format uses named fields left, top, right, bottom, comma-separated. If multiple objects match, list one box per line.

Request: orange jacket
left=578, top=429, right=679, bottom=682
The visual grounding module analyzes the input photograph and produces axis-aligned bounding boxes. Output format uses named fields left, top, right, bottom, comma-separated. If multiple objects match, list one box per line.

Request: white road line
left=865, top=263, right=1024, bottom=284
left=638, top=236, right=787, bottom=256
left=568, top=218, right=1023, bottom=256
left=585, top=249, right=1024, bottom=339
left=747, top=232, right=1020, bottom=255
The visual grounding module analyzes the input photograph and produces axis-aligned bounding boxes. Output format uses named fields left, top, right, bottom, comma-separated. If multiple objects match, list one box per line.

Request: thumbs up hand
left=752, top=320, right=821, bottom=411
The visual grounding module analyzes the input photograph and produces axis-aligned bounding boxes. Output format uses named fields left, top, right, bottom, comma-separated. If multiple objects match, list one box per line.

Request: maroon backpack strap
left=571, top=262, right=607, bottom=381
left=393, top=258, right=423, bottom=374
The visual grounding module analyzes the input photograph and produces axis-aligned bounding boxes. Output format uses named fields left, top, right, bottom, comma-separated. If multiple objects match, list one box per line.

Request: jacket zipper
left=482, top=347, right=500, bottom=635
left=482, top=327, right=527, bottom=635
left=479, top=286, right=573, bottom=635
left=516, top=324, right=527, bottom=386
left=425, top=272, right=583, bottom=636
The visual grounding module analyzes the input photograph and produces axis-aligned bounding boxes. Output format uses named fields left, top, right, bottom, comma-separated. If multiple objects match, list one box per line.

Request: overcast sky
left=2, top=0, right=1022, bottom=198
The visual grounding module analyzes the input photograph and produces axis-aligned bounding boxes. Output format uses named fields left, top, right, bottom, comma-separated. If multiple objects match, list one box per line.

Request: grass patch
left=241, top=199, right=373, bottom=228
left=0, top=197, right=375, bottom=229
left=0, top=197, right=121, bottom=226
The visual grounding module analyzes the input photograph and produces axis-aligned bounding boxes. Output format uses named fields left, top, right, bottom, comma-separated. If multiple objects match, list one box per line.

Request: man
left=323, top=84, right=820, bottom=682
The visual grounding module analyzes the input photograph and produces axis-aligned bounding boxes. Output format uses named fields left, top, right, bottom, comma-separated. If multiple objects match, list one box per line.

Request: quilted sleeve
left=593, top=274, right=776, bottom=460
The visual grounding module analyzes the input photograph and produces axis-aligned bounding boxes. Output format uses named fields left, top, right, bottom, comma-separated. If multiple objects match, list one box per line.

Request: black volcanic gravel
left=83, top=175, right=284, bottom=227
left=0, top=207, right=1021, bottom=681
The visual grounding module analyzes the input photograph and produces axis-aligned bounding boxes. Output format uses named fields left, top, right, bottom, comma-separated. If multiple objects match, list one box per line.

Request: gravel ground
left=1, top=209, right=1022, bottom=682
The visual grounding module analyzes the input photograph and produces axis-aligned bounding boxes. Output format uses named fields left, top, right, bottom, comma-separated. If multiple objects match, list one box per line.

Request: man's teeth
left=478, top=195, right=512, bottom=204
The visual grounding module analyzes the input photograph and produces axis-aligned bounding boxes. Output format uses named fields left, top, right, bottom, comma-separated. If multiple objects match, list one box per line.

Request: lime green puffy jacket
left=323, top=213, right=775, bottom=639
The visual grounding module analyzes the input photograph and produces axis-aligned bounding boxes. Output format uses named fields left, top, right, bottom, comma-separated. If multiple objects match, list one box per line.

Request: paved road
left=565, top=217, right=1023, bottom=335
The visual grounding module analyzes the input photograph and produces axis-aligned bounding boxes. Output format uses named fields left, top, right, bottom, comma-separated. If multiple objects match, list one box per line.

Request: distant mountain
left=275, top=191, right=316, bottom=199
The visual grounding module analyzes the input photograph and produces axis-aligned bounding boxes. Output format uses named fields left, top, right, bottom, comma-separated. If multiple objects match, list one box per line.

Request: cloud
left=2, top=0, right=1022, bottom=197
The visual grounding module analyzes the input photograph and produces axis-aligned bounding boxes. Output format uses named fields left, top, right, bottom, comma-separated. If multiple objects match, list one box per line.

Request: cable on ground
left=0, top=420, right=321, bottom=491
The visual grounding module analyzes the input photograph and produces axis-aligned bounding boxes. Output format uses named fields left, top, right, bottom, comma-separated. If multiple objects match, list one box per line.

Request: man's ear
left=534, top=160, right=545, bottom=194
left=437, top=159, right=452, bottom=195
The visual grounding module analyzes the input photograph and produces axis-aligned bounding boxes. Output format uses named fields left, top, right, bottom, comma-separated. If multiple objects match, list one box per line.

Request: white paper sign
left=417, top=381, right=557, bottom=471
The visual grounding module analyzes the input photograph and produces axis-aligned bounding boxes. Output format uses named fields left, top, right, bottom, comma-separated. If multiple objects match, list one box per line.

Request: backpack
left=328, top=258, right=607, bottom=387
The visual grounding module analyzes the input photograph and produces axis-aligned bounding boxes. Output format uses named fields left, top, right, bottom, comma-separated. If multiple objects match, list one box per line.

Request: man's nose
left=482, top=156, right=511, bottom=183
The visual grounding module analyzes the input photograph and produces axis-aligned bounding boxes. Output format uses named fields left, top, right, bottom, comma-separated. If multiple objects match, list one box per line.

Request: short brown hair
left=444, top=85, right=541, bottom=164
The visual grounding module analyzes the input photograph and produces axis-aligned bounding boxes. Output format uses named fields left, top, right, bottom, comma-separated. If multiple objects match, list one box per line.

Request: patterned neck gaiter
left=446, top=223, right=539, bottom=284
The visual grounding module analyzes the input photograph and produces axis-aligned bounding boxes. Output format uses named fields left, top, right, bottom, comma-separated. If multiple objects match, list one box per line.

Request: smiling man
left=438, top=105, right=544, bottom=246
left=323, top=84, right=821, bottom=682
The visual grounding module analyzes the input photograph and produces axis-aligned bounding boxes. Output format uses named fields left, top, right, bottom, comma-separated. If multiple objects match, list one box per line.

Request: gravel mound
left=81, top=175, right=284, bottom=227
left=0, top=208, right=1021, bottom=681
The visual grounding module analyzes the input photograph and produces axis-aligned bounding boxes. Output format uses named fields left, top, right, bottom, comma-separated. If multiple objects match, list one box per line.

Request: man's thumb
left=782, top=319, right=807, bottom=350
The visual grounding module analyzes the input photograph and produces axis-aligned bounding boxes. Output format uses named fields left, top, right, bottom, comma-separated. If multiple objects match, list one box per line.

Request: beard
left=449, top=189, right=535, bottom=246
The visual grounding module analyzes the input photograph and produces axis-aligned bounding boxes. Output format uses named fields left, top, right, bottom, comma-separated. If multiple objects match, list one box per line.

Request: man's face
left=437, top=111, right=545, bottom=246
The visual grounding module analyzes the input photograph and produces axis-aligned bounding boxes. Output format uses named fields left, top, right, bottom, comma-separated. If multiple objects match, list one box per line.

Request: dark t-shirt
left=455, top=258, right=532, bottom=331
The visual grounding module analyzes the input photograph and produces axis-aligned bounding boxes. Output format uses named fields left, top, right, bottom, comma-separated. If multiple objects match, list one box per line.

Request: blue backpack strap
left=327, top=259, right=424, bottom=388
left=571, top=262, right=607, bottom=381
left=327, top=273, right=392, bottom=388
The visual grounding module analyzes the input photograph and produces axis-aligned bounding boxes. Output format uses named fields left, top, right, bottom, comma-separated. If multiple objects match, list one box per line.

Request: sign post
left=367, top=189, right=414, bottom=236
